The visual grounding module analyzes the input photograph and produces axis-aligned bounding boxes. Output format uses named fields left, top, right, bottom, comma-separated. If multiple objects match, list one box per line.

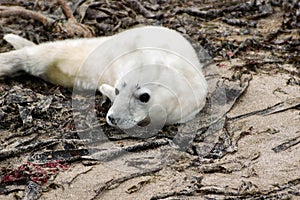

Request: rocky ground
left=0, top=0, right=299, bottom=199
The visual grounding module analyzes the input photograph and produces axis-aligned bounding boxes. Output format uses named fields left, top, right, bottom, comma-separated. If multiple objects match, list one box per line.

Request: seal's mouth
left=137, top=116, right=151, bottom=127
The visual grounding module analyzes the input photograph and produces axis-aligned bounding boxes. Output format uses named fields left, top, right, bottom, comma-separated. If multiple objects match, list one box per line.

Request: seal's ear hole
left=115, top=88, right=119, bottom=95
left=139, top=93, right=150, bottom=103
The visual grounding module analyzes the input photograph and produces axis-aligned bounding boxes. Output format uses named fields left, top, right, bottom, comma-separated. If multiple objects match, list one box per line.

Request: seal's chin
left=137, top=116, right=151, bottom=127
left=106, top=115, right=151, bottom=130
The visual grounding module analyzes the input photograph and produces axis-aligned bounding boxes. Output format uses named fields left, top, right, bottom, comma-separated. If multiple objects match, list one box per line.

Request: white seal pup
left=0, top=26, right=207, bottom=130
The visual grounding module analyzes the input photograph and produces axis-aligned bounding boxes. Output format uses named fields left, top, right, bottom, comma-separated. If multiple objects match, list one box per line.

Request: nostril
left=108, top=114, right=116, bottom=125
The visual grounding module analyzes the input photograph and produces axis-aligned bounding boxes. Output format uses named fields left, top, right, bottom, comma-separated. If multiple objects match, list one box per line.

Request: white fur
left=4, top=34, right=36, bottom=49
left=0, top=26, right=208, bottom=130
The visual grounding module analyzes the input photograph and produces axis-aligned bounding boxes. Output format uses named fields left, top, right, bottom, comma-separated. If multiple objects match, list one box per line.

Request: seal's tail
left=0, top=34, right=36, bottom=76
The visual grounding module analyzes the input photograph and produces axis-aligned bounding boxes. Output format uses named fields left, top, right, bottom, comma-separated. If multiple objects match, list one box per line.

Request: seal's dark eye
left=115, top=88, right=119, bottom=95
left=139, top=93, right=150, bottom=103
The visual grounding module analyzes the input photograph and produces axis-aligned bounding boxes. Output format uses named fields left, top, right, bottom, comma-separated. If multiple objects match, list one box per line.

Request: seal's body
left=0, top=26, right=207, bottom=130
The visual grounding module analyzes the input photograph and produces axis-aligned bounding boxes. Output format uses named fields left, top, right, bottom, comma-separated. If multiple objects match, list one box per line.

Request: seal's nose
left=108, top=114, right=116, bottom=126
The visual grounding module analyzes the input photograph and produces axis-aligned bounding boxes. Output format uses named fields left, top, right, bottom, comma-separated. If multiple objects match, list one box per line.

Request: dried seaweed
left=174, top=73, right=251, bottom=158
left=228, top=97, right=300, bottom=121
left=84, top=138, right=169, bottom=162
left=0, top=6, right=55, bottom=27
left=23, top=181, right=40, bottom=200
left=221, top=17, right=257, bottom=27
left=0, top=139, right=60, bottom=161
left=124, top=0, right=156, bottom=18
left=92, top=167, right=162, bottom=199
left=272, top=135, right=300, bottom=153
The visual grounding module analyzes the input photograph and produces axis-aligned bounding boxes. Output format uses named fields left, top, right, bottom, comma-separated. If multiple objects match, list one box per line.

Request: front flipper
left=99, top=84, right=116, bottom=101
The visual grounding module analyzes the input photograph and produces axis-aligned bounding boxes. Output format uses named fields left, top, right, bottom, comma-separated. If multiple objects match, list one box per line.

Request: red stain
left=2, top=160, right=68, bottom=185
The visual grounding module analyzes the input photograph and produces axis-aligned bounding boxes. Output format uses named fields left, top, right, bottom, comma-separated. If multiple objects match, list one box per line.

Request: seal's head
left=99, top=76, right=169, bottom=130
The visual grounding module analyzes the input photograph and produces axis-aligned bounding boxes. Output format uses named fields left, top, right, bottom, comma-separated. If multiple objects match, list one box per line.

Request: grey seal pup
left=0, top=26, right=207, bottom=130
